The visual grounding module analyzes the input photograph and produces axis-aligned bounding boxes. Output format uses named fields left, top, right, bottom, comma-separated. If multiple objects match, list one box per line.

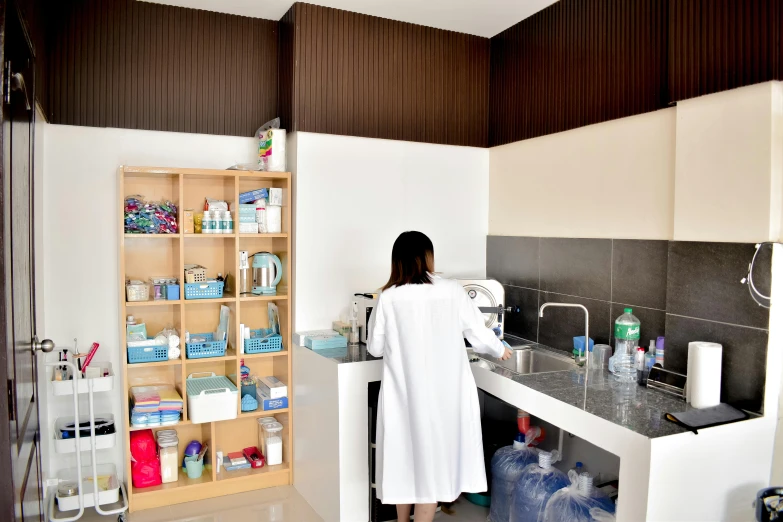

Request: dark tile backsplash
left=665, top=314, right=768, bottom=412
left=612, top=239, right=668, bottom=310
left=502, top=285, right=539, bottom=342
left=667, top=241, right=771, bottom=329
left=538, top=292, right=611, bottom=352
left=488, top=235, right=771, bottom=414
left=539, top=238, right=612, bottom=301
left=487, top=236, right=540, bottom=289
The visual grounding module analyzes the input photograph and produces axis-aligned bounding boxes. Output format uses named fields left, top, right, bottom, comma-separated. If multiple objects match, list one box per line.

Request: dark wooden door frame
left=0, top=0, right=42, bottom=519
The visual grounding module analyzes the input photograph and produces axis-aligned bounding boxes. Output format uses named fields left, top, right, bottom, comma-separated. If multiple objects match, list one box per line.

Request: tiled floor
left=71, top=487, right=489, bottom=522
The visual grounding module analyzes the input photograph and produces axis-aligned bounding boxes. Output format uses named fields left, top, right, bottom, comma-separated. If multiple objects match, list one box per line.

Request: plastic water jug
left=489, top=433, right=539, bottom=522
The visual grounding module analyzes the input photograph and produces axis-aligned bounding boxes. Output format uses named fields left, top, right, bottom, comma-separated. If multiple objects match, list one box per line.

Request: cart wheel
left=118, top=513, right=127, bottom=522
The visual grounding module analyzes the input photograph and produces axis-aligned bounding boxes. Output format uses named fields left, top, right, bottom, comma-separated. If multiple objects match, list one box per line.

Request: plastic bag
left=255, top=117, right=285, bottom=171
left=489, top=433, right=540, bottom=522
left=542, top=470, right=616, bottom=522
left=130, top=429, right=161, bottom=488
left=510, top=451, right=570, bottom=522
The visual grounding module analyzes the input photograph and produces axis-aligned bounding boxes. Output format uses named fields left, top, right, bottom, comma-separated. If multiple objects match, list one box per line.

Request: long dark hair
left=382, top=231, right=435, bottom=291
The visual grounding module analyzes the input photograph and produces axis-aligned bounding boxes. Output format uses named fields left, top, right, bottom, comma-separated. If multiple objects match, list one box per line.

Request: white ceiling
left=141, top=0, right=558, bottom=38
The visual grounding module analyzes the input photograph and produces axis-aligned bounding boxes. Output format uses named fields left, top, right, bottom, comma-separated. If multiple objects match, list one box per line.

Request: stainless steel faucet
left=539, top=303, right=590, bottom=368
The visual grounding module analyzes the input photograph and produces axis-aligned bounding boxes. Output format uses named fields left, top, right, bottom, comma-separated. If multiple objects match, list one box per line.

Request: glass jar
left=262, top=421, right=284, bottom=466
left=157, top=435, right=179, bottom=483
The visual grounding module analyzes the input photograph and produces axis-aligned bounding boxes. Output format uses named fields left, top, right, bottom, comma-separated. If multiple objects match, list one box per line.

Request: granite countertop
left=303, top=339, right=728, bottom=439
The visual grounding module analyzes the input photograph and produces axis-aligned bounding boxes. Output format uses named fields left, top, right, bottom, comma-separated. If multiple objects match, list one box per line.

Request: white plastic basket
left=125, top=281, right=149, bottom=302
left=55, top=463, right=120, bottom=511
left=54, top=414, right=116, bottom=454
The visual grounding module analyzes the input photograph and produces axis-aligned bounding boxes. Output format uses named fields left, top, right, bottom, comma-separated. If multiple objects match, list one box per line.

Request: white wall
left=292, top=132, right=489, bottom=331
left=41, top=124, right=257, bottom=479
left=674, top=82, right=783, bottom=242
left=489, top=108, right=677, bottom=239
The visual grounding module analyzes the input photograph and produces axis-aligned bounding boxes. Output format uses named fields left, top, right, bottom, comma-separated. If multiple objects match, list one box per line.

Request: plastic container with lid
left=257, top=417, right=278, bottom=452
left=262, top=421, right=284, bottom=465
left=156, top=431, right=179, bottom=484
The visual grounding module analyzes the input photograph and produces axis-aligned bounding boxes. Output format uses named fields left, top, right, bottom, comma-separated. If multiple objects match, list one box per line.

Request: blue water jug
left=489, top=433, right=539, bottom=522
left=510, top=451, right=570, bottom=522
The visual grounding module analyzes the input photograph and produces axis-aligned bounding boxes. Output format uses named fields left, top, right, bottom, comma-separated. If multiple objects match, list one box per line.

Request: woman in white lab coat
left=368, top=231, right=512, bottom=522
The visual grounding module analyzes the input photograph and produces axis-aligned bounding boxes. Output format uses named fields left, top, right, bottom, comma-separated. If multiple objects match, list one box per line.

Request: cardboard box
left=183, top=210, right=195, bottom=234
left=257, top=376, right=287, bottom=399
left=268, top=188, right=283, bottom=206
left=293, top=329, right=340, bottom=346
left=238, top=222, right=259, bottom=233
left=257, top=390, right=288, bottom=411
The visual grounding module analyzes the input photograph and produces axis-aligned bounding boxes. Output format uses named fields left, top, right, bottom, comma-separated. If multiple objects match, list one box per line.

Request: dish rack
left=46, top=360, right=128, bottom=522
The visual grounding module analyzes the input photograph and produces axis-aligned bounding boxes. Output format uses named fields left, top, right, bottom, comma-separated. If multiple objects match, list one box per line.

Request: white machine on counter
left=457, top=279, right=505, bottom=339
left=353, top=280, right=505, bottom=344
left=352, top=293, right=379, bottom=344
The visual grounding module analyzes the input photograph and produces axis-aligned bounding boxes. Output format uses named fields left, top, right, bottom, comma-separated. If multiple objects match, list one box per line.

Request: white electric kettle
left=252, top=252, right=282, bottom=295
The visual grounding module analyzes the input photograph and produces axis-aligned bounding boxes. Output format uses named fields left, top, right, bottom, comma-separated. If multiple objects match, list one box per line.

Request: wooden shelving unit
left=119, top=166, right=293, bottom=512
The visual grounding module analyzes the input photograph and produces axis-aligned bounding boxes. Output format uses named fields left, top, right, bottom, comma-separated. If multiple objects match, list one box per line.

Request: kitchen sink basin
left=471, top=346, right=576, bottom=375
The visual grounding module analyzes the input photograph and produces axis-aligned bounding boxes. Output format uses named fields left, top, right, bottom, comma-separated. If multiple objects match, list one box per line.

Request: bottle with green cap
left=613, top=307, right=640, bottom=382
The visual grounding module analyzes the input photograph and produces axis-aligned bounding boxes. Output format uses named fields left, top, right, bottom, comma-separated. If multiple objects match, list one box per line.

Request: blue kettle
left=252, top=252, right=282, bottom=295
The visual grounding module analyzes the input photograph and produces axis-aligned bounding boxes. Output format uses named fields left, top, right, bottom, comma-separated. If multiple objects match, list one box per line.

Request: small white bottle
left=202, top=211, right=212, bottom=234
left=217, top=210, right=227, bottom=234
left=209, top=210, right=219, bottom=234
left=224, top=211, right=233, bottom=234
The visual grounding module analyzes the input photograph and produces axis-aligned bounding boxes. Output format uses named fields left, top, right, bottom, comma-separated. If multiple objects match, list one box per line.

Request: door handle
left=31, top=336, right=54, bottom=354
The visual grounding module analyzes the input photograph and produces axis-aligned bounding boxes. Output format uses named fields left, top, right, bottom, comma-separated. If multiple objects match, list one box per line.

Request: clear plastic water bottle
left=613, top=308, right=640, bottom=382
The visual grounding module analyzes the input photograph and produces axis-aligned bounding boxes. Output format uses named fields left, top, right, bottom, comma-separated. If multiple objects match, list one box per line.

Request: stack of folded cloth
left=130, top=386, right=183, bottom=427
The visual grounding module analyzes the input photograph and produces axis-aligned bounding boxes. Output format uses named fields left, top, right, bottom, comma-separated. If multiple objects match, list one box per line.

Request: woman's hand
left=500, top=346, right=513, bottom=361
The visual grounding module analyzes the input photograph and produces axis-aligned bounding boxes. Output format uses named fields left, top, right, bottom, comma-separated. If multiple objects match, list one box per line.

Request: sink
left=471, top=347, right=576, bottom=375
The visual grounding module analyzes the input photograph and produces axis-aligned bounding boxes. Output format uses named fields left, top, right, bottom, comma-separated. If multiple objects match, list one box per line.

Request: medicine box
left=239, top=188, right=269, bottom=204
left=239, top=222, right=259, bottom=234
left=257, top=376, right=287, bottom=399
left=258, top=390, right=288, bottom=411
left=183, top=210, right=195, bottom=234
left=268, top=188, right=283, bottom=206
left=293, top=329, right=340, bottom=347
left=306, top=334, right=348, bottom=351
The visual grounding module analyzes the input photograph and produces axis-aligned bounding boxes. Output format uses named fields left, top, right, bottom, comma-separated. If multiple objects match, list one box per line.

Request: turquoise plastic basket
left=186, top=333, right=227, bottom=359
left=244, top=328, right=284, bottom=354
left=184, top=281, right=224, bottom=300
left=128, top=343, right=169, bottom=364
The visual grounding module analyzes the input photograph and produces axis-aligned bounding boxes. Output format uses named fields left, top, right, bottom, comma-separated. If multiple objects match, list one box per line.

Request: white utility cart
left=46, top=360, right=128, bottom=522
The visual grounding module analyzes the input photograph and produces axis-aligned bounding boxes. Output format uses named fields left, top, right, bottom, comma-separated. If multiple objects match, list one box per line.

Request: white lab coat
left=368, top=275, right=506, bottom=505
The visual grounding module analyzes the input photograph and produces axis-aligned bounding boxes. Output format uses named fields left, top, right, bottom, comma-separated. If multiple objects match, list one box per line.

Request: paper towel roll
left=168, top=335, right=180, bottom=349
left=168, top=346, right=181, bottom=360
left=266, top=205, right=282, bottom=234
left=259, top=129, right=286, bottom=172
left=687, top=342, right=722, bottom=408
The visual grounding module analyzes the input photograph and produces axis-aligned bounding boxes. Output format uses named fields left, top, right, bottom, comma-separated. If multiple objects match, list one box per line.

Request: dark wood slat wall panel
left=287, top=3, right=490, bottom=147
left=668, top=0, right=783, bottom=101
left=489, top=0, right=668, bottom=147
left=45, top=0, right=278, bottom=137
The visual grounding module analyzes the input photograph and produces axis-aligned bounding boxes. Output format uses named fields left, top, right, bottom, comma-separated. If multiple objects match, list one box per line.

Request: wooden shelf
left=242, top=350, right=288, bottom=360
left=125, top=299, right=182, bottom=307
left=124, top=233, right=181, bottom=239
left=183, top=293, right=236, bottom=304
left=183, top=233, right=237, bottom=238
left=129, top=420, right=191, bottom=432
left=127, top=358, right=183, bottom=368
left=120, top=166, right=293, bottom=512
left=239, top=233, right=288, bottom=238
left=239, top=294, right=288, bottom=302
left=236, top=408, right=288, bottom=419
left=217, top=463, right=289, bottom=483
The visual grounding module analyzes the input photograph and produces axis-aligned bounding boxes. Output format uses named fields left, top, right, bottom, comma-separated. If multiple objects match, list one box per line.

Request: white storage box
left=55, top=463, right=120, bottom=511
left=54, top=414, right=116, bottom=454
left=186, top=372, right=238, bottom=424
left=257, top=376, right=287, bottom=399
left=51, top=363, right=114, bottom=396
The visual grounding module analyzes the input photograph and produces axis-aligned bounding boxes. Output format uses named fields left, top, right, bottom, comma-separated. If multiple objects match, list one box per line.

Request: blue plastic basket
left=186, top=333, right=228, bottom=359
left=244, top=328, right=284, bottom=354
left=128, top=343, right=169, bottom=364
left=184, top=281, right=224, bottom=300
